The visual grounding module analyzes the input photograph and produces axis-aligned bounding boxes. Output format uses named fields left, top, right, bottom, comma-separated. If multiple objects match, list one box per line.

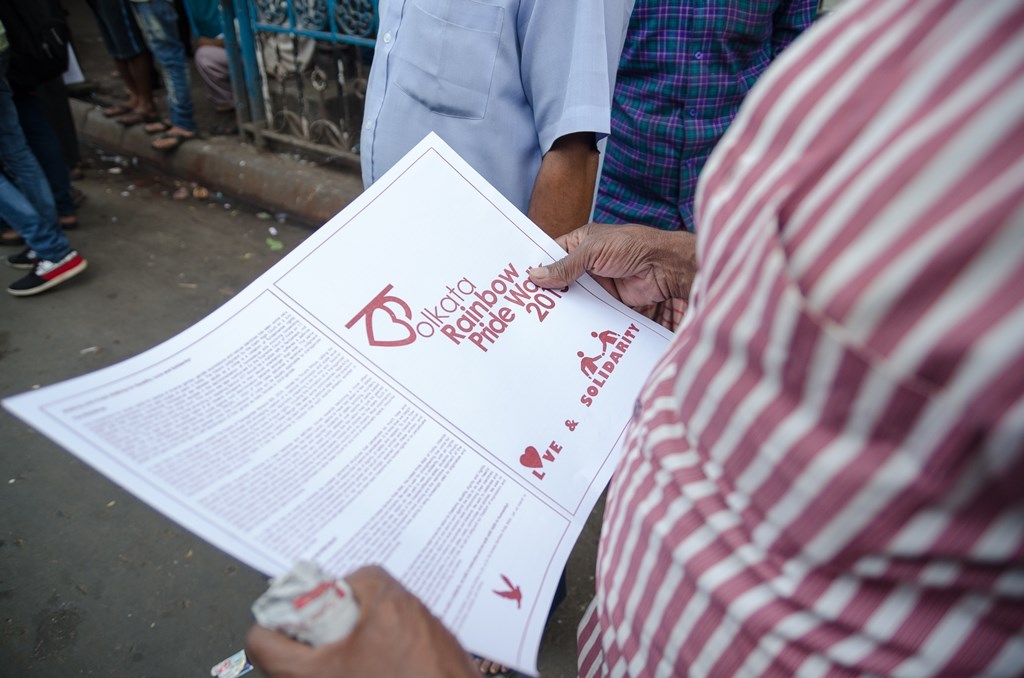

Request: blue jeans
left=132, top=0, right=196, bottom=132
left=0, top=53, right=69, bottom=262
left=13, top=90, right=74, bottom=217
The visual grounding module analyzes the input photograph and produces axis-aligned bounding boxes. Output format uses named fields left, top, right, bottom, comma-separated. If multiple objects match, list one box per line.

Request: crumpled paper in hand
left=251, top=561, right=360, bottom=646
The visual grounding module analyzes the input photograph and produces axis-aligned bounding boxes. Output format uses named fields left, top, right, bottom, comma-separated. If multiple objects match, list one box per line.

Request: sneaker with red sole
left=7, top=250, right=87, bottom=296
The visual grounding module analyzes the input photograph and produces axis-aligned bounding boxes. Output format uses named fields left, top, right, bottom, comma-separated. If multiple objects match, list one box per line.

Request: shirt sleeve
left=518, top=0, right=629, bottom=155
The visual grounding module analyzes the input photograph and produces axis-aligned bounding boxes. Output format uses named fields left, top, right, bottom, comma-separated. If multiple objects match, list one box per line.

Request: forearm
left=527, top=132, right=599, bottom=239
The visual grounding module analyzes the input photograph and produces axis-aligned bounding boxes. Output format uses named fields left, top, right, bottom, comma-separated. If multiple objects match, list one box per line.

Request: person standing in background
left=37, top=76, right=85, bottom=181
left=0, top=81, right=82, bottom=245
left=129, top=0, right=198, bottom=151
left=0, top=19, right=88, bottom=296
left=594, top=0, right=817, bottom=232
left=0, top=0, right=82, bottom=245
left=360, top=0, right=633, bottom=239
left=245, top=1, right=1024, bottom=675
left=181, top=0, right=236, bottom=133
left=87, top=0, right=161, bottom=127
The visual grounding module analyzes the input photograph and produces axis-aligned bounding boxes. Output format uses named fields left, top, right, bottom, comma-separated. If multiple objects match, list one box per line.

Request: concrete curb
left=70, top=99, right=364, bottom=227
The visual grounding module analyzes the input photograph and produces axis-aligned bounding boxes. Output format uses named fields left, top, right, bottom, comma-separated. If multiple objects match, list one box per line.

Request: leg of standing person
left=117, top=0, right=163, bottom=129
left=0, top=178, right=52, bottom=262
left=88, top=0, right=130, bottom=113
left=131, top=0, right=197, bottom=150
left=37, top=77, right=84, bottom=178
left=85, top=0, right=130, bottom=116
left=0, top=87, right=79, bottom=245
left=88, top=0, right=160, bottom=125
left=194, top=42, right=237, bottom=135
left=0, top=53, right=87, bottom=296
left=0, top=89, right=59, bottom=250
left=194, top=43, right=233, bottom=111
left=126, top=50, right=161, bottom=127
left=106, top=56, right=137, bottom=114
left=12, top=89, right=78, bottom=228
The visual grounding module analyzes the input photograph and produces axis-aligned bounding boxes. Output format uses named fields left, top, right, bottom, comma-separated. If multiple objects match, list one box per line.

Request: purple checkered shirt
left=595, top=0, right=817, bottom=231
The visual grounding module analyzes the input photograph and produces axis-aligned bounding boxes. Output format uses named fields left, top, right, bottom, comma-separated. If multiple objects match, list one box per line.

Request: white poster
left=3, top=134, right=673, bottom=674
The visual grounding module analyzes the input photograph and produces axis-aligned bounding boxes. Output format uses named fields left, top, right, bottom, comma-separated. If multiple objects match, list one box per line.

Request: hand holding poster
left=3, top=134, right=673, bottom=674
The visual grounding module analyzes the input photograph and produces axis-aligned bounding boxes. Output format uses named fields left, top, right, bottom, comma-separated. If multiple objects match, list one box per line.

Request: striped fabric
left=593, top=0, right=817, bottom=232
left=578, top=1, right=1024, bottom=676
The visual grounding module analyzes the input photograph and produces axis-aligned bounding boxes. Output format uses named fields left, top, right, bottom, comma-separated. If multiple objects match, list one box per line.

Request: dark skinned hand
left=528, top=223, right=697, bottom=307
left=245, top=566, right=478, bottom=678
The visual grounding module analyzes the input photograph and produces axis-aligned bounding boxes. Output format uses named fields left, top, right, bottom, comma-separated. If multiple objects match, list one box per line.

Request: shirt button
left=688, top=108, right=697, bottom=117
left=695, top=51, right=703, bottom=59
left=383, top=32, right=392, bottom=44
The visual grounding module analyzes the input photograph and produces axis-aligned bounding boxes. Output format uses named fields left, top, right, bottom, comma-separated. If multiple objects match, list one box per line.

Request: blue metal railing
left=250, top=0, right=377, bottom=47
left=223, top=0, right=377, bottom=159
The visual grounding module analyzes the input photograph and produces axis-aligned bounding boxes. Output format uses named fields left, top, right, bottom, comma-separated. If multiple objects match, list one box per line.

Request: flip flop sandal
left=116, top=110, right=161, bottom=127
left=101, top=104, right=132, bottom=117
left=152, top=129, right=196, bottom=152
left=144, top=119, right=173, bottom=135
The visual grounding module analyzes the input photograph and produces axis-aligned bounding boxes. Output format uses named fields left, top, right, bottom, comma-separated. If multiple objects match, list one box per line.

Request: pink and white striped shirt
left=578, top=1, right=1024, bottom=675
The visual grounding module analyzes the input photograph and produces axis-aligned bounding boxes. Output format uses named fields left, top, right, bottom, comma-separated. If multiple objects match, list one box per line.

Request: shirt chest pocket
left=392, top=0, right=504, bottom=120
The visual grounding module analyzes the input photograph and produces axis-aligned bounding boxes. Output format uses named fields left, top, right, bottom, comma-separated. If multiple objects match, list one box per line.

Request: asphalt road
left=0, top=147, right=600, bottom=677
left=0, top=149, right=315, bottom=676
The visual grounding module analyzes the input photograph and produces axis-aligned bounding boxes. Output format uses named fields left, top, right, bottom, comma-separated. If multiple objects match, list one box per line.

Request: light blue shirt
left=361, top=0, right=631, bottom=213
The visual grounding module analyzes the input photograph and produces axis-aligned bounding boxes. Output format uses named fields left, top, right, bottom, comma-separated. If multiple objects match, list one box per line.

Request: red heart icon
left=519, top=446, right=543, bottom=469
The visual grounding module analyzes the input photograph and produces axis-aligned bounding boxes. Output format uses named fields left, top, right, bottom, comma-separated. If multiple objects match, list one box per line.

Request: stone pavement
left=65, top=0, right=363, bottom=228
left=68, top=97, right=364, bottom=228
left=0, top=159, right=317, bottom=677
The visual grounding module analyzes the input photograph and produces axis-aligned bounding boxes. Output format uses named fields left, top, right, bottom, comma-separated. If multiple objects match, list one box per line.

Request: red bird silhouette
left=493, top=574, right=522, bottom=609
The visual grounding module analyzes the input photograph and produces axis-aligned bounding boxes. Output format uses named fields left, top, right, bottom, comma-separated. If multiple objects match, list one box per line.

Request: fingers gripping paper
left=2, top=133, right=673, bottom=675
left=252, top=561, right=360, bottom=646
